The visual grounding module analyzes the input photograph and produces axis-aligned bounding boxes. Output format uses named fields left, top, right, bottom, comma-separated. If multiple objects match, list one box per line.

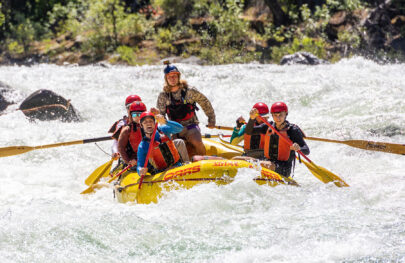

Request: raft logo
left=213, top=161, right=239, bottom=167
left=164, top=165, right=201, bottom=180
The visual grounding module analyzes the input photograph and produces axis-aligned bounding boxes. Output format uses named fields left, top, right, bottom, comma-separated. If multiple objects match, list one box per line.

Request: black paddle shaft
left=83, top=136, right=113, bottom=144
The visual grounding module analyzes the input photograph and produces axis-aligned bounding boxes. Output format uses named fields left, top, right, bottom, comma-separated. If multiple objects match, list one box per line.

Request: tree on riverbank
left=0, top=0, right=404, bottom=65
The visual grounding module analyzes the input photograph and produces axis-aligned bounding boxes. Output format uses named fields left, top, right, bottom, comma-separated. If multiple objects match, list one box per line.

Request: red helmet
left=140, top=111, right=155, bottom=123
left=129, top=101, right=146, bottom=112
left=271, top=102, right=288, bottom=113
left=125, top=95, right=142, bottom=107
left=253, top=102, right=269, bottom=116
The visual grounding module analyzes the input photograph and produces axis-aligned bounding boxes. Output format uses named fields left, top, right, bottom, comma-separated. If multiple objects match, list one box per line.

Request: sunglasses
left=131, top=112, right=143, bottom=118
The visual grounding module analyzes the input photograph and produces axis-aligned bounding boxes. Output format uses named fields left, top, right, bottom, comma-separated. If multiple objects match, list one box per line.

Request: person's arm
left=230, top=124, right=246, bottom=145
left=156, top=92, right=168, bottom=116
left=188, top=88, right=216, bottom=126
left=111, top=139, right=119, bottom=155
left=117, top=126, right=131, bottom=164
left=136, top=141, right=149, bottom=174
left=289, top=125, right=310, bottom=155
left=159, top=120, right=184, bottom=136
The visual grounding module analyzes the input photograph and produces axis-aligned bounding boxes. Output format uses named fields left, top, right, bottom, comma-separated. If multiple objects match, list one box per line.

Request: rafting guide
left=157, top=61, right=216, bottom=157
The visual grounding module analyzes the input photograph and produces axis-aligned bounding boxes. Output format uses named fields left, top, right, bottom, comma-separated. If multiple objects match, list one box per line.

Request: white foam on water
left=0, top=59, right=404, bottom=262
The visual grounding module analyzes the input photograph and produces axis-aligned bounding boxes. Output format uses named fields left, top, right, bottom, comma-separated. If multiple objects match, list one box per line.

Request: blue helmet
left=163, top=61, right=180, bottom=75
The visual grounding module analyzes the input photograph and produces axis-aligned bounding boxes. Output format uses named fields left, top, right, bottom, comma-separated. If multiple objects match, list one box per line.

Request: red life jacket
left=149, top=133, right=181, bottom=170
left=166, top=89, right=198, bottom=122
left=263, top=125, right=291, bottom=161
left=128, top=123, right=142, bottom=154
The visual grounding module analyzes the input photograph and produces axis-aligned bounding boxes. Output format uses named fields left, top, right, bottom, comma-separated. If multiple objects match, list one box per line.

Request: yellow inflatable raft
left=115, top=159, right=298, bottom=204
left=86, top=138, right=298, bottom=204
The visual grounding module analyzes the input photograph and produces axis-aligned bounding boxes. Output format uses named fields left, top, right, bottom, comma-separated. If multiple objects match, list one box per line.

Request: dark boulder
left=19, top=89, right=80, bottom=122
left=280, top=52, right=328, bottom=65
left=0, top=81, right=16, bottom=113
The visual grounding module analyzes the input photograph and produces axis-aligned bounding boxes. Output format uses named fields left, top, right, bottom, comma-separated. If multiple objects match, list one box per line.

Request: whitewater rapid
left=0, top=58, right=404, bottom=262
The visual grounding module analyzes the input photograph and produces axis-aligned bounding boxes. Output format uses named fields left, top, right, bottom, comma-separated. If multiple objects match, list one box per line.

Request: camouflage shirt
left=157, top=86, right=216, bottom=127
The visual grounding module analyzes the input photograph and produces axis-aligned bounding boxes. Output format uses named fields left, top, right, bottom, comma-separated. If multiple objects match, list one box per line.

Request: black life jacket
left=166, top=89, right=198, bottom=122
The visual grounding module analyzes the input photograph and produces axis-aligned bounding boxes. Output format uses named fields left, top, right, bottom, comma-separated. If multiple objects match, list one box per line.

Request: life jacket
left=108, top=116, right=128, bottom=139
left=149, top=133, right=181, bottom=170
left=128, top=123, right=142, bottom=154
left=166, top=89, right=198, bottom=122
left=244, top=122, right=265, bottom=151
left=263, top=124, right=291, bottom=161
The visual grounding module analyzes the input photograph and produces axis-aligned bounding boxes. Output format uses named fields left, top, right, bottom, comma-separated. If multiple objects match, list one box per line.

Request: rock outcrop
left=19, top=89, right=80, bottom=122
left=280, top=52, right=328, bottom=65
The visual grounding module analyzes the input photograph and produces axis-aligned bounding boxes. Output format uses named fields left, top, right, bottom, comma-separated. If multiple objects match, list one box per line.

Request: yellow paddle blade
left=0, top=146, right=34, bottom=157
left=84, top=159, right=114, bottom=186
left=300, top=159, right=349, bottom=187
left=80, top=183, right=109, bottom=194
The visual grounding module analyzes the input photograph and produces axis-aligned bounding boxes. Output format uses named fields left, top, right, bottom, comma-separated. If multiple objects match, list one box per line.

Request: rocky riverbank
left=0, top=0, right=404, bottom=66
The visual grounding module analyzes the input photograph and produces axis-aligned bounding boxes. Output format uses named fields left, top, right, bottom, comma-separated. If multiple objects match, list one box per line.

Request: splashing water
left=0, top=58, right=404, bottom=262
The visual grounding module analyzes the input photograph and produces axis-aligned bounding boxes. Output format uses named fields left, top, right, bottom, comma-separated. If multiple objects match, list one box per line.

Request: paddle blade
left=84, top=159, right=114, bottom=186
left=80, top=183, right=109, bottom=194
left=0, top=146, right=34, bottom=158
left=301, top=159, right=349, bottom=187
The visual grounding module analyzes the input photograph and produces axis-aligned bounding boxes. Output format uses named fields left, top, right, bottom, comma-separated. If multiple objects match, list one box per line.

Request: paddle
left=210, top=125, right=405, bottom=156
left=81, top=164, right=133, bottom=194
left=138, top=124, right=158, bottom=189
left=305, top=136, right=405, bottom=155
left=0, top=136, right=112, bottom=158
left=257, top=116, right=349, bottom=187
left=84, top=158, right=114, bottom=186
left=202, top=134, right=231, bottom=138
left=206, top=125, right=234, bottom=131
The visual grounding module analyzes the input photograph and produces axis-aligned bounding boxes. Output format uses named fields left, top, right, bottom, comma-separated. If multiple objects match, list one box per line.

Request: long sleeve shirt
left=136, top=120, right=184, bottom=174
left=156, top=87, right=216, bottom=127
left=245, top=119, right=309, bottom=176
left=230, top=125, right=246, bottom=145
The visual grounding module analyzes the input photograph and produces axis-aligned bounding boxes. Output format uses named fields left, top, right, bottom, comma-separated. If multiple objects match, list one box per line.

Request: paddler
left=117, top=101, right=147, bottom=168
left=109, top=95, right=142, bottom=159
left=231, top=102, right=270, bottom=158
left=156, top=61, right=216, bottom=157
left=247, top=102, right=310, bottom=177
left=137, top=111, right=190, bottom=176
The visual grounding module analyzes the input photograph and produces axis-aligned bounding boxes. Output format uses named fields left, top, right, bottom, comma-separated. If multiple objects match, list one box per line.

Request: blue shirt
left=137, top=120, right=183, bottom=174
left=230, top=124, right=246, bottom=144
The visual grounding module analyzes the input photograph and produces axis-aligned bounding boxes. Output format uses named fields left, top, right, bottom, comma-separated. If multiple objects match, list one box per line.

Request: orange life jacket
left=128, top=123, right=142, bottom=154
left=263, top=126, right=291, bottom=161
left=244, top=134, right=265, bottom=151
left=149, top=134, right=181, bottom=170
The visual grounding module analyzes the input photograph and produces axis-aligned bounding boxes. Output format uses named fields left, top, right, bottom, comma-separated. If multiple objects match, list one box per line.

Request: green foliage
left=155, top=28, right=176, bottom=54
left=7, top=41, right=25, bottom=56
left=203, top=1, right=250, bottom=47
left=154, top=0, right=193, bottom=21
left=0, top=3, right=4, bottom=28
left=338, top=30, right=360, bottom=48
left=64, top=0, right=151, bottom=56
left=116, top=45, right=137, bottom=65
left=271, top=36, right=327, bottom=63
left=325, top=0, right=363, bottom=11
left=8, top=18, right=36, bottom=53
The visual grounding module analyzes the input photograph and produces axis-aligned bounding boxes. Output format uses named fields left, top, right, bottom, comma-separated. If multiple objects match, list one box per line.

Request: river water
left=0, top=58, right=404, bottom=262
